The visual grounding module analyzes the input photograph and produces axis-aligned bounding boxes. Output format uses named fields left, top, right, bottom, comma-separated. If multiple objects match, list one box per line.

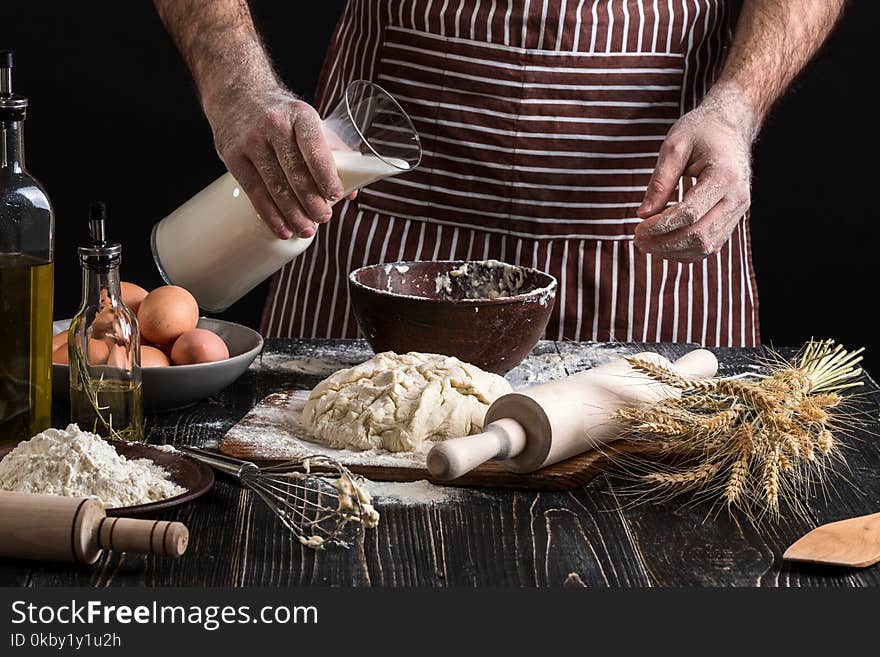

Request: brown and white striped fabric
left=262, top=0, right=760, bottom=347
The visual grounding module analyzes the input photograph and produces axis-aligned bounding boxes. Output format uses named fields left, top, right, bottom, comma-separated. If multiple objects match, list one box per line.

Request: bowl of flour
left=0, top=425, right=214, bottom=514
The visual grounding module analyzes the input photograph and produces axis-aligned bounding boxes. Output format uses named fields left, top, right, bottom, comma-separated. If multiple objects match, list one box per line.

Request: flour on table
left=364, top=479, right=467, bottom=506
left=507, top=351, right=569, bottom=385
left=221, top=390, right=430, bottom=467
left=260, top=355, right=348, bottom=377
left=0, top=424, right=185, bottom=508
left=302, top=351, right=512, bottom=453
left=256, top=342, right=374, bottom=377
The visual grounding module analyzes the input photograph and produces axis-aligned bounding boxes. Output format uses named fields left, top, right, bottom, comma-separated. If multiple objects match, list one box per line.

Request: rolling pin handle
left=672, top=349, right=719, bottom=379
left=96, top=518, right=189, bottom=558
left=427, top=418, right=528, bottom=481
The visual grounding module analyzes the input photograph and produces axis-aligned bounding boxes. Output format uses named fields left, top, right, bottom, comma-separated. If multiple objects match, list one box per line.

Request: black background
left=2, top=2, right=876, bottom=367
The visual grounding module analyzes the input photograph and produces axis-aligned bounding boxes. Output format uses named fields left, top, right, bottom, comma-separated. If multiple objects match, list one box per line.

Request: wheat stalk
left=624, top=357, right=689, bottom=388
left=643, top=462, right=719, bottom=486
left=764, top=447, right=781, bottom=513
left=698, top=409, right=739, bottom=435
left=70, top=341, right=139, bottom=442
left=725, top=452, right=750, bottom=506
left=817, top=429, right=834, bottom=455
left=811, top=393, right=842, bottom=408
left=612, top=340, right=864, bottom=524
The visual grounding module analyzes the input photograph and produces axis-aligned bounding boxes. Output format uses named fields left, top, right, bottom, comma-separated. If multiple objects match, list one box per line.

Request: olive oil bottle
left=0, top=51, right=55, bottom=445
left=69, top=203, right=143, bottom=441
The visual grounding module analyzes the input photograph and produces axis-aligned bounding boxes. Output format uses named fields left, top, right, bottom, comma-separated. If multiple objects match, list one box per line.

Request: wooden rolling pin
left=427, top=349, right=718, bottom=480
left=0, top=490, right=189, bottom=564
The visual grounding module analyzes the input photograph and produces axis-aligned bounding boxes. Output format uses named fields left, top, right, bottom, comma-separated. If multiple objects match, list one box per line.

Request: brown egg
left=141, top=345, right=171, bottom=368
left=121, top=281, right=149, bottom=315
left=86, top=339, right=111, bottom=365
left=90, top=307, right=116, bottom=339
left=52, top=344, right=69, bottom=365
left=105, top=344, right=131, bottom=369
left=52, top=332, right=68, bottom=352
left=141, top=339, right=174, bottom=360
left=137, top=285, right=199, bottom=345
left=89, top=288, right=117, bottom=339
left=53, top=339, right=110, bottom=365
left=171, top=329, right=229, bottom=365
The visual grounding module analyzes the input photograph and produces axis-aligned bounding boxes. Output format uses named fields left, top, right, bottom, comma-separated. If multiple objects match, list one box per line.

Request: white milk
left=152, top=152, right=409, bottom=312
left=335, top=151, right=408, bottom=195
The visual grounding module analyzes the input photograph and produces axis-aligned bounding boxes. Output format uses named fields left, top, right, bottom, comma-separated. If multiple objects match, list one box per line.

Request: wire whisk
left=180, top=447, right=379, bottom=549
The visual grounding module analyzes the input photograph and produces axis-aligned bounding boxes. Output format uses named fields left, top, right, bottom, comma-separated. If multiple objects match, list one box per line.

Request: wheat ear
left=764, top=447, right=780, bottom=513
left=725, top=452, right=750, bottom=506
left=643, top=462, right=719, bottom=487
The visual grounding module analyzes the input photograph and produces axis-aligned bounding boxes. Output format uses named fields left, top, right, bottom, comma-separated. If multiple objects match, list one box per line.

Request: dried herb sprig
left=613, top=340, right=865, bottom=523
left=69, top=342, right=141, bottom=442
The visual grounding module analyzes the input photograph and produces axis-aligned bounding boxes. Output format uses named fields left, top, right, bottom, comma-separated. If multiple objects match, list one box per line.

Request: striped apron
left=262, top=0, right=760, bottom=347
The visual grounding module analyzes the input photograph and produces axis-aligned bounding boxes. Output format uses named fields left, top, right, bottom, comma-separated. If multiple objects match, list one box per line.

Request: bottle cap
left=0, top=49, right=28, bottom=116
left=79, top=201, right=122, bottom=267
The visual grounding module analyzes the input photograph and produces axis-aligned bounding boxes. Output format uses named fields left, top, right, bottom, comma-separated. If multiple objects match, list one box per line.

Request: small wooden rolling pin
left=0, top=490, right=189, bottom=564
left=427, top=349, right=718, bottom=480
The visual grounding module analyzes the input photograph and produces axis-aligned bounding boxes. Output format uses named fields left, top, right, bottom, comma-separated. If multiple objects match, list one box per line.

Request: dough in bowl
left=302, top=352, right=512, bottom=453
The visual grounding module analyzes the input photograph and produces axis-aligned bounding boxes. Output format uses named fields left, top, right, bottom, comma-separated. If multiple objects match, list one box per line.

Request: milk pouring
left=151, top=81, right=421, bottom=312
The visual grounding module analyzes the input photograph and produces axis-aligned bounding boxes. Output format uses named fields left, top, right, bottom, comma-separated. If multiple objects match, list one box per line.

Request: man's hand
left=634, top=87, right=756, bottom=263
left=205, top=86, right=344, bottom=240
left=152, top=0, right=351, bottom=241
left=634, top=0, right=846, bottom=263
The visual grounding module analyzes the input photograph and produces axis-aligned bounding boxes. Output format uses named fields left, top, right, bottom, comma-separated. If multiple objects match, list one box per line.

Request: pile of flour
left=0, top=424, right=185, bottom=508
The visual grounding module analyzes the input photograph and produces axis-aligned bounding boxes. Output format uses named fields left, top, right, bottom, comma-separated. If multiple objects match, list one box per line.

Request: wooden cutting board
left=220, top=389, right=628, bottom=491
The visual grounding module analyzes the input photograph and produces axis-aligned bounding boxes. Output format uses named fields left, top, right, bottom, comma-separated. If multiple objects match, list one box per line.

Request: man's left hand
left=634, top=87, right=757, bottom=263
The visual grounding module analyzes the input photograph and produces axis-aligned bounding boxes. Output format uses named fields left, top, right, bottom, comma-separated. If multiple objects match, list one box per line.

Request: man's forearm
left=153, top=0, right=279, bottom=109
left=710, top=0, right=846, bottom=138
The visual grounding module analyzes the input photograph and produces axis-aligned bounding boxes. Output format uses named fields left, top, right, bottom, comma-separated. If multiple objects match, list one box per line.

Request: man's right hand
left=204, top=86, right=345, bottom=240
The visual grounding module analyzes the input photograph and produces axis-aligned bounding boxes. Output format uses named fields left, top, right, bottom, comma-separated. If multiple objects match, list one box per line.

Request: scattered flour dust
left=364, top=479, right=467, bottom=506
left=0, top=424, right=185, bottom=508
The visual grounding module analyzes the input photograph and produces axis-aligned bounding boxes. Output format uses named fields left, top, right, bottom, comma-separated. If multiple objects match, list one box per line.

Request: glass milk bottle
left=151, top=80, right=421, bottom=312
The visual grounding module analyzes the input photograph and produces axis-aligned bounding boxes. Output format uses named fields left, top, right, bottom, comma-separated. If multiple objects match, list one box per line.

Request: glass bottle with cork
left=69, top=202, right=143, bottom=440
left=0, top=50, right=55, bottom=445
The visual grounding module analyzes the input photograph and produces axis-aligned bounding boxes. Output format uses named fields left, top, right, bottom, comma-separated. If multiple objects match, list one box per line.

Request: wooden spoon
left=784, top=513, right=880, bottom=568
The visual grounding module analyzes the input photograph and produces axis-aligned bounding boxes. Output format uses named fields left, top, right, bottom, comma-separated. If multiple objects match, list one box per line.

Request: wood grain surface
left=3, top=339, right=879, bottom=587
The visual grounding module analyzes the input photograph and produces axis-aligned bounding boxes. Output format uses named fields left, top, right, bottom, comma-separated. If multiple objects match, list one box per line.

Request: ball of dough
left=302, top=352, right=512, bottom=453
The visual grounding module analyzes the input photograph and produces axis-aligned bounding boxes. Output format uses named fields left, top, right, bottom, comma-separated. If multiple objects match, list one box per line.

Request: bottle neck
left=82, top=263, right=122, bottom=304
left=1, top=119, right=24, bottom=171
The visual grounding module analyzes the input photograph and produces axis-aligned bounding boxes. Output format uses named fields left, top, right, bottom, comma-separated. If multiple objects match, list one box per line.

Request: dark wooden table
left=4, top=339, right=879, bottom=587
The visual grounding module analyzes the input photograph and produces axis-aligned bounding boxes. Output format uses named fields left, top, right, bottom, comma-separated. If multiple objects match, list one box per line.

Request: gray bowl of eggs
left=53, top=283, right=263, bottom=412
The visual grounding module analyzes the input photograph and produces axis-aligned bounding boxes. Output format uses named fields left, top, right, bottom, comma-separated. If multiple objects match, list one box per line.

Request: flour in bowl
left=0, top=424, right=185, bottom=508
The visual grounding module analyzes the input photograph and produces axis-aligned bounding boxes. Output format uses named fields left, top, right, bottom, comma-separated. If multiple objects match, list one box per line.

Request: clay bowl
left=348, top=260, right=557, bottom=374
